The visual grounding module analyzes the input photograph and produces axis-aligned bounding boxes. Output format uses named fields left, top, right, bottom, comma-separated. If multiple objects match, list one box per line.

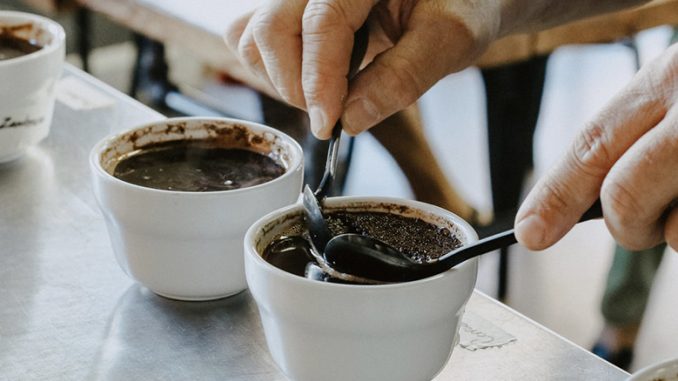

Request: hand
left=225, top=0, right=501, bottom=139
left=515, top=43, right=678, bottom=252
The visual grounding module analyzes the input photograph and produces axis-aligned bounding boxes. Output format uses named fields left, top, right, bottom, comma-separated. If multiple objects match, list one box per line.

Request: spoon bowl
left=324, top=200, right=604, bottom=282
left=302, top=185, right=333, bottom=252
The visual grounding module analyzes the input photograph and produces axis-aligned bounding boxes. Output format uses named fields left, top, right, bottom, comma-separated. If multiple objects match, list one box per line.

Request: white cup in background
left=628, top=358, right=678, bottom=381
left=0, top=11, right=65, bottom=163
left=90, top=117, right=304, bottom=301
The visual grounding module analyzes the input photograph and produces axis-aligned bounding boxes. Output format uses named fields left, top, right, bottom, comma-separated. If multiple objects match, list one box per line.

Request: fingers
left=225, top=2, right=308, bottom=104
left=224, top=11, right=276, bottom=93
left=601, top=108, right=678, bottom=250
left=252, top=0, right=308, bottom=109
left=301, top=0, right=376, bottom=138
left=224, top=12, right=250, bottom=55
left=339, top=4, right=483, bottom=136
left=515, top=69, right=667, bottom=250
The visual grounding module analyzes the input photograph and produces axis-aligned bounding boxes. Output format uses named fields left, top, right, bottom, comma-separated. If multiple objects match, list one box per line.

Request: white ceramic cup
left=245, top=197, right=478, bottom=381
left=628, top=358, right=678, bottom=381
left=0, top=11, right=65, bottom=163
left=91, top=117, right=304, bottom=300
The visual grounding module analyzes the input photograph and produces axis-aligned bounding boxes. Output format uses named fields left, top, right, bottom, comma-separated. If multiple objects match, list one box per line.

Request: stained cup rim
left=0, top=11, right=65, bottom=66
left=89, top=116, right=304, bottom=197
left=245, top=196, right=479, bottom=291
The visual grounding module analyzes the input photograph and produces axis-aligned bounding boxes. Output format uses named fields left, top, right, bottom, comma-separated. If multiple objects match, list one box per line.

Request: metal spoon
left=322, top=200, right=604, bottom=283
left=302, top=24, right=369, bottom=253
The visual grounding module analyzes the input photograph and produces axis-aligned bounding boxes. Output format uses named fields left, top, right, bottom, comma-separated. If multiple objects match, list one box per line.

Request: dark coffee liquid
left=0, top=35, right=41, bottom=60
left=262, top=211, right=462, bottom=283
left=113, top=140, right=285, bottom=191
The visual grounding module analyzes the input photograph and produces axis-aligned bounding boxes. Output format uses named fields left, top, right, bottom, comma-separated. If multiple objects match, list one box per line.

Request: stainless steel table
left=0, top=65, right=629, bottom=380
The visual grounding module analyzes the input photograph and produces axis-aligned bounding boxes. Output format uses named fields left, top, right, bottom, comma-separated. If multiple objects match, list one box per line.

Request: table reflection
left=87, top=285, right=283, bottom=381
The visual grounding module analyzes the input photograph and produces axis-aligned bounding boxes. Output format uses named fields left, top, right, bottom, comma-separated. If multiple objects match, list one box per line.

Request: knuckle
left=372, top=55, right=425, bottom=105
left=431, top=9, right=486, bottom=70
left=601, top=177, right=642, bottom=232
left=569, top=122, right=613, bottom=178
left=538, top=181, right=571, bottom=218
left=252, top=10, right=284, bottom=43
left=638, top=44, right=678, bottom=100
left=224, top=27, right=240, bottom=50
left=224, top=16, right=250, bottom=51
left=389, top=53, right=427, bottom=97
left=237, top=39, right=261, bottom=68
left=303, top=1, right=347, bottom=31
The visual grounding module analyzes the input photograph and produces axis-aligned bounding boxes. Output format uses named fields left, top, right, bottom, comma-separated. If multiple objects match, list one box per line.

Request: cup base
left=150, top=287, right=247, bottom=302
left=0, top=149, right=27, bottom=163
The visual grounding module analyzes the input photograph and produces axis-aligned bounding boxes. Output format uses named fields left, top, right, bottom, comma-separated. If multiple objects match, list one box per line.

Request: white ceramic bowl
left=628, top=358, right=678, bottom=381
left=0, top=11, right=65, bottom=162
left=91, top=117, right=303, bottom=300
left=245, top=197, right=478, bottom=381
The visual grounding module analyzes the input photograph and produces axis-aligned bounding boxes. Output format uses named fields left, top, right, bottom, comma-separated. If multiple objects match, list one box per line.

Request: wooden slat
left=20, top=0, right=78, bottom=13
left=478, top=0, right=678, bottom=67
left=77, top=0, right=678, bottom=73
left=76, top=0, right=271, bottom=94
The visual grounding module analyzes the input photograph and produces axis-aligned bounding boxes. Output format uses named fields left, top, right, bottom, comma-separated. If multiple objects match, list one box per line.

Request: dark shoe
left=591, top=342, right=634, bottom=371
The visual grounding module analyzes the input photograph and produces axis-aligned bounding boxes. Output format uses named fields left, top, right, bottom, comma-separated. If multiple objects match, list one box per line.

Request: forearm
left=498, top=0, right=652, bottom=37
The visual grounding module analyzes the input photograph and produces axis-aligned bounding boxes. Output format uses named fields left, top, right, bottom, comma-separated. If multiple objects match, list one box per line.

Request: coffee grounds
left=326, top=212, right=462, bottom=263
left=262, top=211, right=463, bottom=283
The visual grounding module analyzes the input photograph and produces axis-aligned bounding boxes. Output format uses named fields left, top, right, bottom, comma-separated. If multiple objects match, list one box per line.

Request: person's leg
left=480, top=55, right=549, bottom=299
left=593, top=243, right=667, bottom=369
left=601, top=244, right=667, bottom=326
left=482, top=56, right=548, bottom=216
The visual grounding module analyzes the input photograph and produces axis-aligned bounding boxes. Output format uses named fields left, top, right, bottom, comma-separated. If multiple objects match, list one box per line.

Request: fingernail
left=308, top=106, right=327, bottom=137
left=515, top=214, right=547, bottom=249
left=343, top=98, right=379, bottom=134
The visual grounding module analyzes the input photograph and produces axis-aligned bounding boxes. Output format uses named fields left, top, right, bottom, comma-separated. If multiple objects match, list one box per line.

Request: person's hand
left=515, top=43, right=678, bottom=252
left=225, top=0, right=502, bottom=139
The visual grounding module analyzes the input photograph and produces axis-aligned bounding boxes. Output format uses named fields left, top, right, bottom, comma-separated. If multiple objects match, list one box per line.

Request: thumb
left=340, top=9, right=481, bottom=135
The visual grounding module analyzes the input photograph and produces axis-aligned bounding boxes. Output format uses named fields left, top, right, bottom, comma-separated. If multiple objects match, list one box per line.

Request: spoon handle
left=314, top=123, right=343, bottom=199
left=313, top=24, right=370, bottom=200
left=439, top=199, right=604, bottom=269
left=441, top=229, right=518, bottom=269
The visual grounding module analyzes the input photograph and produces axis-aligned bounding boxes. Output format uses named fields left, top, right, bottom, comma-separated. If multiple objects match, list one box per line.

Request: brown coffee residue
left=100, top=121, right=289, bottom=175
left=166, top=122, right=186, bottom=135
left=0, top=23, right=42, bottom=60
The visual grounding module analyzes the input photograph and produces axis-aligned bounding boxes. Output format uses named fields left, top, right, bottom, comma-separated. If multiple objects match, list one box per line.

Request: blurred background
left=4, top=0, right=677, bottom=373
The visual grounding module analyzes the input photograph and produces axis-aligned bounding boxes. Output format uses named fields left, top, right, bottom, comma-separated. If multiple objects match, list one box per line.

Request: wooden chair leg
left=368, top=105, right=478, bottom=222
